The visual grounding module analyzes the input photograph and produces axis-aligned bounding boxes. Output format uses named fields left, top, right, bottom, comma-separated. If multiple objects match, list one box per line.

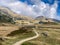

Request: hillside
left=0, top=6, right=33, bottom=22
left=22, top=24, right=60, bottom=45
left=0, top=6, right=60, bottom=45
left=0, top=6, right=34, bottom=38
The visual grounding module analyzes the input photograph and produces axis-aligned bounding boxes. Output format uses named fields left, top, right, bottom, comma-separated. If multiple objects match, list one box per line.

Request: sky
left=0, top=0, right=60, bottom=20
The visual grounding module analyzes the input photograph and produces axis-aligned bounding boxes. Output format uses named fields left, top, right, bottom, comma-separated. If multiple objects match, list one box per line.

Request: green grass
left=26, top=36, right=60, bottom=45
left=39, top=36, right=60, bottom=45
left=22, top=42, right=37, bottom=45
left=0, top=41, right=3, bottom=45
left=2, top=30, right=35, bottom=45
left=24, top=27, right=60, bottom=45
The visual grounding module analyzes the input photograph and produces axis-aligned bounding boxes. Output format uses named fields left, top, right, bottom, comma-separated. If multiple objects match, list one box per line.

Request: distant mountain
left=0, top=7, right=14, bottom=23
left=51, top=19, right=60, bottom=23
left=36, top=16, right=45, bottom=20
left=0, top=6, right=33, bottom=23
left=35, top=16, right=60, bottom=23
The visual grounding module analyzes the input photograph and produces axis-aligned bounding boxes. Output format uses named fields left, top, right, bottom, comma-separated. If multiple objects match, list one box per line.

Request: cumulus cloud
left=0, top=0, right=58, bottom=19
left=31, top=0, right=58, bottom=18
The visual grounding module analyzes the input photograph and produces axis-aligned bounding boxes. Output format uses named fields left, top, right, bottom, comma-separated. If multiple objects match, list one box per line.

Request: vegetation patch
left=2, top=27, right=35, bottom=45
left=22, top=42, right=37, bottom=45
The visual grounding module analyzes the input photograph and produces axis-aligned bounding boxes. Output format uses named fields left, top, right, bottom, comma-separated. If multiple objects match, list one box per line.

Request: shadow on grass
left=7, top=27, right=32, bottom=36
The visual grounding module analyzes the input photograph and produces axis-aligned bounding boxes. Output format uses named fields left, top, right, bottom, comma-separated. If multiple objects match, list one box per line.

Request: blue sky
left=57, top=0, right=60, bottom=15
left=0, top=0, right=60, bottom=20
left=20, top=0, right=60, bottom=16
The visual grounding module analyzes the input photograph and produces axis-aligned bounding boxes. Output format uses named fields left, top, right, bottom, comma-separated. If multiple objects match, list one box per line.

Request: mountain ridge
left=0, top=6, right=34, bottom=21
left=35, top=16, right=60, bottom=23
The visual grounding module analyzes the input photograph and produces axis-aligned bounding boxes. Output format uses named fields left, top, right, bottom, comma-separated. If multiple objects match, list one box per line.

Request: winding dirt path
left=13, top=30, right=39, bottom=45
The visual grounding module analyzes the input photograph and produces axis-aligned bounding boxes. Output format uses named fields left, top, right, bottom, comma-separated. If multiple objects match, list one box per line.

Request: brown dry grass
left=0, top=26, right=19, bottom=37
left=23, top=24, right=60, bottom=45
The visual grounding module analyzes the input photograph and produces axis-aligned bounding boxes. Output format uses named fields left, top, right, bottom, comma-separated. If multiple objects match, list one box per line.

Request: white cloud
left=8, top=1, right=37, bottom=17
left=0, top=0, right=59, bottom=19
left=32, top=1, right=58, bottom=18
left=49, top=3, right=57, bottom=18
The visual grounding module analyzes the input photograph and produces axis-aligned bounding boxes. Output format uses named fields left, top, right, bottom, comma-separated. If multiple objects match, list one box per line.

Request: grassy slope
left=22, top=24, right=60, bottom=45
left=1, top=28, right=35, bottom=45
